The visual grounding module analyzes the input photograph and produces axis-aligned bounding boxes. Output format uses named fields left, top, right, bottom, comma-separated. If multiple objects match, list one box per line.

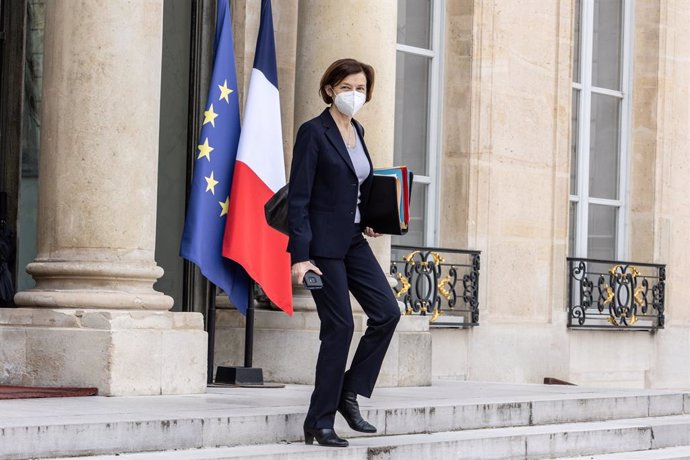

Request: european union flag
left=180, top=0, right=249, bottom=312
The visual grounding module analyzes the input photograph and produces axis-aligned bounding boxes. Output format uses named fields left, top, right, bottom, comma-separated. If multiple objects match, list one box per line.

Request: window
left=394, top=0, right=444, bottom=246
left=17, top=0, right=45, bottom=292
left=569, top=0, right=633, bottom=260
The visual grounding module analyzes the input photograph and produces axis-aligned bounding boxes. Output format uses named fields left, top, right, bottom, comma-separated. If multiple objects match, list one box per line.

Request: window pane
left=588, top=204, right=617, bottom=260
left=592, top=0, right=622, bottom=90
left=394, top=51, right=429, bottom=175
left=397, top=0, right=432, bottom=49
left=571, top=89, right=579, bottom=195
left=589, top=93, right=620, bottom=200
left=393, top=183, right=426, bottom=247
left=569, top=201, right=577, bottom=256
left=17, top=1, right=46, bottom=291
left=573, top=0, right=581, bottom=83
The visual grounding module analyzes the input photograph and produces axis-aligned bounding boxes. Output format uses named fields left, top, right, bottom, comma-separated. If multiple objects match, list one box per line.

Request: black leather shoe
left=303, top=427, right=348, bottom=447
left=338, top=391, right=377, bottom=433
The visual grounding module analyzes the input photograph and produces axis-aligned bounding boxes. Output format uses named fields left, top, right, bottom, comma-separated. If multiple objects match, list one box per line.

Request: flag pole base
left=215, top=366, right=264, bottom=385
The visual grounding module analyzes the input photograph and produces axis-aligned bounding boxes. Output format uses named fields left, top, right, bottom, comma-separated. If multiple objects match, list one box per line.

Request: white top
left=347, top=130, right=370, bottom=223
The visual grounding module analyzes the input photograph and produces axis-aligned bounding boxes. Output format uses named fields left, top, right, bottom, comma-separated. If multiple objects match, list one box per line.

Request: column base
left=14, top=289, right=174, bottom=310
left=15, top=260, right=174, bottom=310
left=0, top=308, right=207, bottom=395
left=214, top=309, right=431, bottom=387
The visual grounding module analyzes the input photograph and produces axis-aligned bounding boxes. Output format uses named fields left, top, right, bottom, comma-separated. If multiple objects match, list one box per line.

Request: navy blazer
left=287, top=109, right=374, bottom=264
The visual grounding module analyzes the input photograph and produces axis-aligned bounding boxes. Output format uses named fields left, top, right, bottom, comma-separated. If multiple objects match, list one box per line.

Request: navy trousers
left=304, top=226, right=401, bottom=429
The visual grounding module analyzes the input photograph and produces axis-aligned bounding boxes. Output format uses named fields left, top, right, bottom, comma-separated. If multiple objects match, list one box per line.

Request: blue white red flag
left=223, top=0, right=293, bottom=315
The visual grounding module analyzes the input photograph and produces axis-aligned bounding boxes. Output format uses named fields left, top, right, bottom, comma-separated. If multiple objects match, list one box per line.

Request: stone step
left=555, top=446, right=690, bottom=459
left=1, top=383, right=688, bottom=459
left=45, top=415, right=690, bottom=460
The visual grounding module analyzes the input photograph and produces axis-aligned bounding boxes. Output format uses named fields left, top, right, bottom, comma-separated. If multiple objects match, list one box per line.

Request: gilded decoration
left=568, top=258, right=665, bottom=330
left=390, top=246, right=480, bottom=326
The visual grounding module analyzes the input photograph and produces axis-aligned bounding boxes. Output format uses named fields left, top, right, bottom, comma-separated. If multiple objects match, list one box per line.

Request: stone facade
left=3, top=0, right=690, bottom=395
left=432, top=0, right=690, bottom=390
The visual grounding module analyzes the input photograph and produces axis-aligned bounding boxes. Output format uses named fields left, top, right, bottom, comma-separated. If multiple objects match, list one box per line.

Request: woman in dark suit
left=287, top=58, right=401, bottom=448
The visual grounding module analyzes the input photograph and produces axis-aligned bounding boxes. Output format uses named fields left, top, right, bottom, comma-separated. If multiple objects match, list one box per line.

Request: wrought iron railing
left=390, top=245, right=480, bottom=327
left=567, top=257, right=665, bottom=331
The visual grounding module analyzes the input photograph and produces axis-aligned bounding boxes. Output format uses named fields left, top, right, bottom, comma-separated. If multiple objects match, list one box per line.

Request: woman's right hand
left=292, top=260, right=323, bottom=285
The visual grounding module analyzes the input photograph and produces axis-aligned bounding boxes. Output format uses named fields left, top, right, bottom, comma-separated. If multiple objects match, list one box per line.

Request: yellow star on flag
left=205, top=171, right=219, bottom=195
left=218, top=80, right=233, bottom=103
left=219, top=196, right=229, bottom=216
left=197, top=138, right=214, bottom=161
left=203, top=104, right=219, bottom=127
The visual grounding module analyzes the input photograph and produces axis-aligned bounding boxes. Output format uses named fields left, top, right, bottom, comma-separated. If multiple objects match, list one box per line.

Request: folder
left=362, top=166, right=413, bottom=235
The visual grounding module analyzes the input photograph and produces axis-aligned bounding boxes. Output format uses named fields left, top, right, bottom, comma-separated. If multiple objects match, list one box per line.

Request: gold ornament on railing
left=634, top=286, right=645, bottom=307
left=438, top=275, right=452, bottom=300
left=403, top=251, right=420, bottom=264
left=603, top=286, right=614, bottom=305
left=605, top=264, right=644, bottom=326
left=608, top=311, right=638, bottom=326
left=395, top=272, right=411, bottom=298
left=430, top=252, right=445, bottom=266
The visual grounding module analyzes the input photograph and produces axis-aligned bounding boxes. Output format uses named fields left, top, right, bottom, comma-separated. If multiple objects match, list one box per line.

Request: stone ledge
left=14, top=290, right=174, bottom=310
left=0, top=308, right=203, bottom=331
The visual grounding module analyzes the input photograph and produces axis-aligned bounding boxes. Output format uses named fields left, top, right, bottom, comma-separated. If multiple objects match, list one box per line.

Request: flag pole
left=244, top=280, right=255, bottom=367
left=206, top=282, right=217, bottom=384
left=215, top=279, right=264, bottom=385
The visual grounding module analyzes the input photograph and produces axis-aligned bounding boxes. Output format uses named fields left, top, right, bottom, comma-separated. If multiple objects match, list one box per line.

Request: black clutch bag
left=264, top=183, right=289, bottom=235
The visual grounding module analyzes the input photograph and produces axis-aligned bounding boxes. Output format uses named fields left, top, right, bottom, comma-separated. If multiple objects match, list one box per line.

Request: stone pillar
left=448, top=0, right=572, bottom=384
left=2, top=0, right=206, bottom=395
left=293, top=0, right=398, bottom=269
left=16, top=0, right=170, bottom=310
left=647, top=0, right=690, bottom=389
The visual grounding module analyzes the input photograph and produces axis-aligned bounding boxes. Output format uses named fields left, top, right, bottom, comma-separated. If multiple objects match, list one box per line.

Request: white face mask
left=333, top=90, right=366, bottom=117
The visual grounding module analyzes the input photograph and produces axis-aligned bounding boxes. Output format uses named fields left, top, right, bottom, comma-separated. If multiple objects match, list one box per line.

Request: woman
left=287, top=58, right=401, bottom=448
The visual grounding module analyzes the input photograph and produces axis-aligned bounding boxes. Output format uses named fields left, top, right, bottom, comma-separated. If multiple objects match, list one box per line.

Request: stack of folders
left=362, top=166, right=413, bottom=235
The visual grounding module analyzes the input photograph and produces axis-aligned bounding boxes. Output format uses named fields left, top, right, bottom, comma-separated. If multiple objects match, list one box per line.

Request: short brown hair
left=319, top=58, right=375, bottom=104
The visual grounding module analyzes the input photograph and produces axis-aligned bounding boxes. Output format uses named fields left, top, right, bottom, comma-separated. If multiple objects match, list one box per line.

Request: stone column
left=2, top=0, right=206, bottom=395
left=16, top=0, right=170, bottom=310
left=293, top=0, right=398, bottom=269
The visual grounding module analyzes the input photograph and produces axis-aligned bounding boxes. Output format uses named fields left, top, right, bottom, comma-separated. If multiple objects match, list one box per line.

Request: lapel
left=320, top=109, right=356, bottom=177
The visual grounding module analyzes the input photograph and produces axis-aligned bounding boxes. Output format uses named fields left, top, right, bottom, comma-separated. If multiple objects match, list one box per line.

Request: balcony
left=390, top=245, right=480, bottom=328
left=567, top=257, right=665, bottom=331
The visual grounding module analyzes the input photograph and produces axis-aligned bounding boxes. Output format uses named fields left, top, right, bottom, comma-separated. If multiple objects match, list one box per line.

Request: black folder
left=362, top=170, right=413, bottom=235
left=362, top=175, right=400, bottom=234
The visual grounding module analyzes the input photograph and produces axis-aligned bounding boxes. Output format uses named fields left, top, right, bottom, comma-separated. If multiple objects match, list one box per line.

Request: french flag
left=222, top=0, right=293, bottom=315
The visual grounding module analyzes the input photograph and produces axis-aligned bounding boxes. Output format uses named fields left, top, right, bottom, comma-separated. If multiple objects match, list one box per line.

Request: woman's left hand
left=364, top=227, right=381, bottom=238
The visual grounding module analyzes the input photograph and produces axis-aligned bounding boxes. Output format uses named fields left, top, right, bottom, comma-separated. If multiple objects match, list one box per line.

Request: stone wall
left=433, top=0, right=690, bottom=390
left=431, top=0, right=572, bottom=383
left=646, top=0, right=690, bottom=389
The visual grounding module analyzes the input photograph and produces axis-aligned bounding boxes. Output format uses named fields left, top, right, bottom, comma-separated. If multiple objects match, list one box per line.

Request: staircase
left=1, top=381, right=688, bottom=459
